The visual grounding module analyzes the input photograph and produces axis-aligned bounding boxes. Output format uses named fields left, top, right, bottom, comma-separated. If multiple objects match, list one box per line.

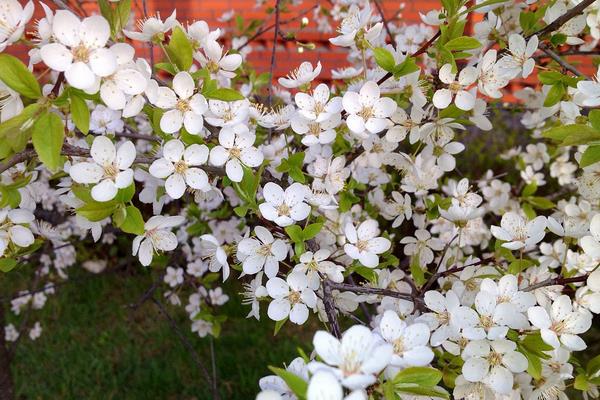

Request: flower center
left=392, top=338, right=405, bottom=354
left=229, top=147, right=241, bottom=159
left=222, top=110, right=234, bottom=122
left=358, top=106, right=374, bottom=120
left=448, top=81, right=463, bottom=93
left=308, top=123, right=321, bottom=136
left=313, top=101, right=325, bottom=115
left=276, top=203, right=291, bottom=216
left=103, top=164, right=118, bottom=178
left=288, top=290, right=301, bottom=304
left=488, top=351, right=503, bottom=367
left=307, top=260, right=319, bottom=271
left=257, top=244, right=272, bottom=257
left=340, top=352, right=361, bottom=377
left=176, top=99, right=190, bottom=112
left=174, top=160, right=188, bottom=174
left=436, top=311, right=450, bottom=325
left=551, top=321, right=566, bottom=334
left=479, top=315, right=494, bottom=329
left=72, top=44, right=91, bottom=63
left=206, top=60, right=220, bottom=73
left=356, top=239, right=369, bottom=252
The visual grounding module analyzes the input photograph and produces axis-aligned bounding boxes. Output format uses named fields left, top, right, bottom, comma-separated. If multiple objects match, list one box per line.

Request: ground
left=4, top=265, right=313, bottom=399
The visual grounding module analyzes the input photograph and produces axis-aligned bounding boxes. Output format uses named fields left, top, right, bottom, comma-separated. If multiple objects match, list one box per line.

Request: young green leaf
left=303, top=223, right=323, bottom=241
left=373, top=47, right=396, bottom=72
left=444, top=36, right=481, bottom=51
left=0, top=54, right=42, bottom=99
left=76, top=200, right=119, bottom=222
left=393, top=367, right=443, bottom=387
left=268, top=367, right=307, bottom=399
left=543, top=83, right=565, bottom=107
left=580, top=146, right=600, bottom=168
left=32, top=111, right=65, bottom=171
left=203, top=88, right=245, bottom=101
left=119, top=205, right=145, bottom=235
left=166, top=26, right=194, bottom=71
left=285, top=224, right=304, bottom=243
left=70, top=92, right=90, bottom=134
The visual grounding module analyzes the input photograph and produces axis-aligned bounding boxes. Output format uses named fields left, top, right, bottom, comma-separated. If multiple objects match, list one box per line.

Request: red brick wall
left=138, top=0, right=441, bottom=78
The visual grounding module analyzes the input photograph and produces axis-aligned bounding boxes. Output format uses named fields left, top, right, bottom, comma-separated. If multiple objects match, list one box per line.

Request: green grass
left=5, top=266, right=312, bottom=399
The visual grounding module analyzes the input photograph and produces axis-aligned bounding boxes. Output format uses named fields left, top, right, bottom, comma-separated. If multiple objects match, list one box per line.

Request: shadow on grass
left=6, top=266, right=313, bottom=399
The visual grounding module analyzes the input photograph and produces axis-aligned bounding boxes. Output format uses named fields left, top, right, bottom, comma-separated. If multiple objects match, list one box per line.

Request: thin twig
left=266, top=0, right=282, bottom=140
left=539, top=43, right=589, bottom=79
left=420, top=234, right=459, bottom=294
left=151, top=297, right=219, bottom=399
left=377, top=30, right=441, bottom=86
left=235, top=4, right=318, bottom=52
left=372, top=0, right=395, bottom=50
left=266, top=0, right=282, bottom=108
left=322, top=279, right=341, bottom=338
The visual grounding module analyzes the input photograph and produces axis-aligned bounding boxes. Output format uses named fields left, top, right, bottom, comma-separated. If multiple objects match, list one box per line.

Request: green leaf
left=410, top=255, right=425, bottom=286
left=394, top=384, right=449, bottom=399
left=550, top=33, right=567, bottom=46
left=273, top=318, right=287, bottom=335
left=373, top=47, right=396, bottom=72
left=522, top=202, right=536, bottom=220
left=114, top=0, right=131, bottom=34
left=561, top=129, right=600, bottom=146
left=32, top=111, right=65, bottom=171
left=543, top=83, right=565, bottom=107
left=285, top=225, right=303, bottom=243
left=233, top=204, right=249, bottom=217
left=521, top=182, right=537, bottom=197
left=542, top=124, right=598, bottom=142
left=115, top=183, right=135, bottom=202
left=77, top=200, right=118, bottom=221
left=393, top=57, right=420, bottom=78
left=0, top=104, right=41, bottom=159
left=302, top=223, right=323, bottom=241
left=231, top=165, right=262, bottom=208
left=580, top=146, right=600, bottom=167
left=70, top=92, right=90, bottom=134
left=575, top=374, right=589, bottom=391
left=394, top=367, right=443, bottom=387
left=353, top=266, right=378, bottom=283
left=0, top=258, right=18, bottom=272
left=203, top=88, right=245, bottom=101
left=444, top=36, right=481, bottom=51
left=155, top=62, right=177, bottom=76
left=166, top=26, right=193, bottom=71
left=526, top=196, right=555, bottom=210
left=119, top=205, right=145, bottom=235
left=538, top=71, right=563, bottom=85
left=589, top=110, right=600, bottom=130
left=586, top=353, right=600, bottom=377
left=268, top=367, right=307, bottom=400
left=0, top=54, right=41, bottom=99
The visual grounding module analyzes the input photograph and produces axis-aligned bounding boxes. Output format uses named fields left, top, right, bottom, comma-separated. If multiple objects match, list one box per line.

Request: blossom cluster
left=0, top=0, right=600, bottom=399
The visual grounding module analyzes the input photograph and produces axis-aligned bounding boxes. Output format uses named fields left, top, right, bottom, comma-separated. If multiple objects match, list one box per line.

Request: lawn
left=4, top=265, right=313, bottom=399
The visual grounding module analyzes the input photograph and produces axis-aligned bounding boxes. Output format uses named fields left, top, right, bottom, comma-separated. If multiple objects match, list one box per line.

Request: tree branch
left=328, top=282, right=423, bottom=304
left=524, top=274, right=589, bottom=292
